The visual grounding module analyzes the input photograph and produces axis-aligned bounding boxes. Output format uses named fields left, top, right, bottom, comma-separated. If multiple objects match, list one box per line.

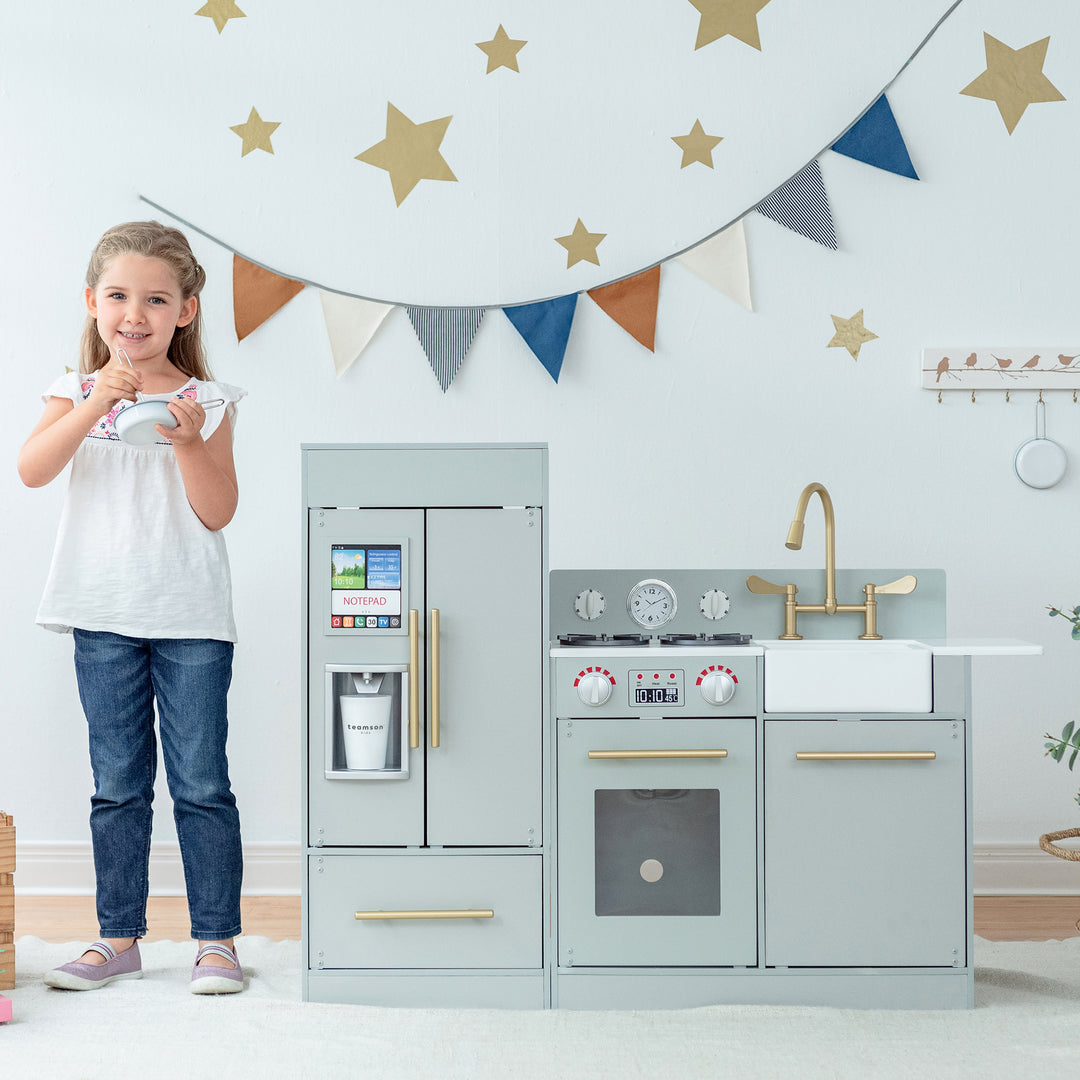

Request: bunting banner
left=405, top=306, right=485, bottom=391
left=503, top=294, right=579, bottom=382
left=319, top=292, right=395, bottom=377
left=232, top=255, right=305, bottom=341
left=586, top=266, right=661, bottom=352
left=755, top=160, right=838, bottom=250
left=831, top=94, right=919, bottom=179
left=675, top=221, right=753, bottom=311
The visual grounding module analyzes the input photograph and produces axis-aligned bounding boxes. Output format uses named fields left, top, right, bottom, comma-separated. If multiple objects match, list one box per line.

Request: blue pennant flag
left=504, top=294, right=578, bottom=382
left=831, top=94, right=919, bottom=180
left=756, top=160, right=837, bottom=249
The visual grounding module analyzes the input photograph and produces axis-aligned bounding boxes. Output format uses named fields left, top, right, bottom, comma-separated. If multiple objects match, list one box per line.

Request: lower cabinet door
left=764, top=719, right=967, bottom=968
left=309, top=854, right=543, bottom=970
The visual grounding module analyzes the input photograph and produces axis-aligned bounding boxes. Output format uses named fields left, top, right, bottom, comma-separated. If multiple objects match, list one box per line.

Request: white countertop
left=915, top=638, right=1043, bottom=656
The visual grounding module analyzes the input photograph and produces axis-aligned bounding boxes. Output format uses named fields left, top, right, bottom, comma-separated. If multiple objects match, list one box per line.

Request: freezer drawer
left=309, top=854, right=543, bottom=970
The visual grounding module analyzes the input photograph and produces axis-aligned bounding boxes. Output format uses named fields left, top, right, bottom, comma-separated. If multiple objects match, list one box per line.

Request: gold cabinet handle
left=795, top=751, right=936, bottom=761
left=430, top=608, right=440, bottom=748
left=354, top=909, right=494, bottom=920
left=408, top=609, right=419, bottom=750
left=588, top=749, right=729, bottom=760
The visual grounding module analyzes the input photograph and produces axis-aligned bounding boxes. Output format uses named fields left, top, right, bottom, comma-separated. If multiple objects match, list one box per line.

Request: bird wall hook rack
left=924, top=346, right=1080, bottom=400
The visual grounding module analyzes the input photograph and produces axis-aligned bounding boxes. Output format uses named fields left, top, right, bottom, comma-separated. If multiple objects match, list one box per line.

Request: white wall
left=3, top=1, right=1080, bottom=894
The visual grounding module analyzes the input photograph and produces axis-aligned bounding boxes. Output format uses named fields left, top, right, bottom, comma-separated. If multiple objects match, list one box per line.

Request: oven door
left=557, top=717, right=757, bottom=967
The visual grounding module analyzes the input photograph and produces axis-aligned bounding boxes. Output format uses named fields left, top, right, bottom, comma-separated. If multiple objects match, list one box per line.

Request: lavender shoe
left=190, top=944, right=244, bottom=995
left=44, top=940, right=143, bottom=991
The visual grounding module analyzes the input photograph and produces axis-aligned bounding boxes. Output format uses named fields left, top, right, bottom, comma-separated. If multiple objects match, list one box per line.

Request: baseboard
left=974, top=841, right=1080, bottom=895
left=11, top=841, right=300, bottom=896
left=11, top=840, right=1080, bottom=896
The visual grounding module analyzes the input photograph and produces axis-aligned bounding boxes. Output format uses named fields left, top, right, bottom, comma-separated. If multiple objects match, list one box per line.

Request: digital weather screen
left=330, top=544, right=402, bottom=629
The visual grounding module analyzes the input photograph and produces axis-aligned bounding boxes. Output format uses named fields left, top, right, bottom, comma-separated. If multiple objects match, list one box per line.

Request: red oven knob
left=576, top=671, right=615, bottom=706
left=698, top=669, right=736, bottom=706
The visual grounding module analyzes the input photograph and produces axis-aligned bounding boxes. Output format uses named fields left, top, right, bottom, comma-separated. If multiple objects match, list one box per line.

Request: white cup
left=340, top=694, right=392, bottom=770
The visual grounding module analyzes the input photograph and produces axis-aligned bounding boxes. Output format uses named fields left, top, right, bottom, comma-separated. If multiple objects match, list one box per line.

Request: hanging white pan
left=1014, top=399, right=1067, bottom=489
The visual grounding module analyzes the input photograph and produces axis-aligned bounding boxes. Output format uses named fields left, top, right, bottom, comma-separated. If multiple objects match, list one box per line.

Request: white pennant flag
left=676, top=220, right=753, bottom=311
left=319, top=291, right=395, bottom=377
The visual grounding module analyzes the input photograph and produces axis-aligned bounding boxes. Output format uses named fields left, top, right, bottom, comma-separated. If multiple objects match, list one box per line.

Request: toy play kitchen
left=303, top=461, right=1038, bottom=1009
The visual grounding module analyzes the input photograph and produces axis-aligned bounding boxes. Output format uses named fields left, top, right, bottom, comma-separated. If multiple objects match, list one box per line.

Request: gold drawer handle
left=795, top=751, right=936, bottom=761
left=588, top=749, right=729, bottom=760
left=354, top=909, right=494, bottom=920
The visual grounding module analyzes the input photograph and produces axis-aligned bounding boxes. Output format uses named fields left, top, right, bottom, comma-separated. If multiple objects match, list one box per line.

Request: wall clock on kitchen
left=627, top=579, right=677, bottom=628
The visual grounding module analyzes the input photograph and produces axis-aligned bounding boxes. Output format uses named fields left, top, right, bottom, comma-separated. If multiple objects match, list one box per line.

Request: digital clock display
left=635, top=687, right=680, bottom=705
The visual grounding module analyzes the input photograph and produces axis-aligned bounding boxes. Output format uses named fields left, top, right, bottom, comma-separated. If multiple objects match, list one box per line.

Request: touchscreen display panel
left=330, top=544, right=402, bottom=628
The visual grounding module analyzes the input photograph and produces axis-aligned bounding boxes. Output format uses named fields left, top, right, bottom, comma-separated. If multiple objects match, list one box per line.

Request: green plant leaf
left=1069, top=746, right=1079, bottom=770
left=1063, top=721, right=1075, bottom=744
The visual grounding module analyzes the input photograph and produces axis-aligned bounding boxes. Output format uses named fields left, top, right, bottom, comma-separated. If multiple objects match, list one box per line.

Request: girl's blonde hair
left=81, top=221, right=212, bottom=380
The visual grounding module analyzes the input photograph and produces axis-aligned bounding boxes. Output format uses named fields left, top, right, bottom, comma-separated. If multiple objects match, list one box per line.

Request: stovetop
left=557, top=632, right=753, bottom=648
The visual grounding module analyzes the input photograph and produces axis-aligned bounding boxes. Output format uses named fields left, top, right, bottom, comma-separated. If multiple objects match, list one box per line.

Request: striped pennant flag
left=504, top=294, right=578, bottom=382
left=755, top=160, right=837, bottom=249
left=405, top=306, right=485, bottom=392
left=831, top=94, right=919, bottom=180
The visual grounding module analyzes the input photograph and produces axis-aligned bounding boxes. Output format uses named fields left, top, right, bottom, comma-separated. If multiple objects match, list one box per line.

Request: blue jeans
left=73, top=630, right=243, bottom=940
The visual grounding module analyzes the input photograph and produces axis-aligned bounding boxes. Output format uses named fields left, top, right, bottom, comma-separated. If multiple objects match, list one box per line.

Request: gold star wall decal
left=476, top=25, right=527, bottom=73
left=960, top=33, right=1065, bottom=135
left=356, top=103, right=457, bottom=206
left=556, top=219, right=606, bottom=268
left=827, top=309, right=878, bottom=361
left=195, top=0, right=246, bottom=34
left=688, top=0, right=772, bottom=51
left=230, top=107, right=279, bottom=156
left=671, top=120, right=724, bottom=168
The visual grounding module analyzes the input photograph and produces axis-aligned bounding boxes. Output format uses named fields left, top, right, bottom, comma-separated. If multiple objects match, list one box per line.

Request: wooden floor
left=11, top=894, right=1080, bottom=943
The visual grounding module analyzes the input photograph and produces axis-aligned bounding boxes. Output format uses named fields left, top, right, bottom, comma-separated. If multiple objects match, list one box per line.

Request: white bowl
left=113, top=400, right=178, bottom=445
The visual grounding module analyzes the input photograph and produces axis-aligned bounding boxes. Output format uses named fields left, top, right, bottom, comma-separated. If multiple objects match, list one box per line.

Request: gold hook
left=1006, top=389, right=1010, bottom=402
left=971, top=389, right=976, bottom=403
left=1038, top=389, right=1044, bottom=403
left=937, top=389, right=942, bottom=404
left=1074, top=389, right=1077, bottom=404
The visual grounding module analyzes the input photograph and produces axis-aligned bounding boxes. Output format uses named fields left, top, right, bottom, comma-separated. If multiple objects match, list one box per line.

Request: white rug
left=2, top=936, right=1078, bottom=1079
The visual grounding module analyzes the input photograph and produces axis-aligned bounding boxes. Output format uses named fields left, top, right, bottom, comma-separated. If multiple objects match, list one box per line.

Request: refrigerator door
left=425, top=507, right=543, bottom=847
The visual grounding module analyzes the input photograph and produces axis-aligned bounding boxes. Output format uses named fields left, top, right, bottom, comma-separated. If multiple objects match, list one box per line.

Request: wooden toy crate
left=1, top=812, right=14, bottom=991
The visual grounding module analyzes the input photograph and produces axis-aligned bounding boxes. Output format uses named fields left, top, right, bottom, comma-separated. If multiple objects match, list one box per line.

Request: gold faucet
left=747, top=481, right=916, bottom=640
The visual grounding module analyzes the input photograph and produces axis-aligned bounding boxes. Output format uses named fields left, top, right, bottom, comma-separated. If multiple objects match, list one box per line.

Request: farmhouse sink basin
left=760, top=639, right=933, bottom=714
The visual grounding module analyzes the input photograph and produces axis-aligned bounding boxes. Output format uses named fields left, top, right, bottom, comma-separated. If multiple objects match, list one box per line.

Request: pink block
left=0, top=994, right=11, bottom=1023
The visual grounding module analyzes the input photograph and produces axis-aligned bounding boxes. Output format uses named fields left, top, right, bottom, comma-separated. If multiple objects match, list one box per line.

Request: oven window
left=594, top=789, right=721, bottom=917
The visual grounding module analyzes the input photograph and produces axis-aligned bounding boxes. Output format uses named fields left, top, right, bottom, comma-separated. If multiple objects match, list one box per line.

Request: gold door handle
left=588, top=749, right=729, bottom=759
left=746, top=574, right=792, bottom=595
left=869, top=574, right=918, bottom=596
left=430, top=608, right=440, bottom=748
left=408, top=609, right=419, bottom=750
left=795, top=751, right=936, bottom=761
left=354, top=909, right=494, bottom=920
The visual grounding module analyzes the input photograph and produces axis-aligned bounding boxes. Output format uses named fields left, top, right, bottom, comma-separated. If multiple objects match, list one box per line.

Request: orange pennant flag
left=586, top=265, right=660, bottom=352
left=233, top=254, right=306, bottom=341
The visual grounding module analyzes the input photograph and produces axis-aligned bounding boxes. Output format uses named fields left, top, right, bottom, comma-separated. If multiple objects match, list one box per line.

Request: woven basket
left=1039, top=826, right=1080, bottom=861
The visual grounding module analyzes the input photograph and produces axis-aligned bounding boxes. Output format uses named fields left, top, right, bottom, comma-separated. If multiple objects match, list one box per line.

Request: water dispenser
left=324, top=664, right=409, bottom=778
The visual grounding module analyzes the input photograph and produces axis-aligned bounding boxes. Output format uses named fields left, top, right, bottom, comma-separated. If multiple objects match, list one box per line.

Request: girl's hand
left=160, top=397, right=207, bottom=445
left=86, top=352, right=142, bottom=415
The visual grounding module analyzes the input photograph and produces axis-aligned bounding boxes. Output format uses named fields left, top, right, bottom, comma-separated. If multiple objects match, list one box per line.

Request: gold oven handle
left=408, top=609, right=419, bottom=749
left=795, top=751, right=936, bottom=761
left=355, top=909, right=494, bottom=921
left=587, top=749, right=729, bottom=760
left=430, top=608, right=441, bottom=748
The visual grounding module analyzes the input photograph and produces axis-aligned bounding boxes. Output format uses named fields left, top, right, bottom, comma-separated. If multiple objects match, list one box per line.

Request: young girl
left=18, top=221, right=247, bottom=994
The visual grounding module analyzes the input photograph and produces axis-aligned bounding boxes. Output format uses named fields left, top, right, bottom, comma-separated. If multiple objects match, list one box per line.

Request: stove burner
left=558, top=633, right=651, bottom=647
left=657, top=632, right=753, bottom=647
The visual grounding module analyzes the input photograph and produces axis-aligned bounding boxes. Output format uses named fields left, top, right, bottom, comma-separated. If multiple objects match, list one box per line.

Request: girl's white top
left=36, top=371, right=246, bottom=642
